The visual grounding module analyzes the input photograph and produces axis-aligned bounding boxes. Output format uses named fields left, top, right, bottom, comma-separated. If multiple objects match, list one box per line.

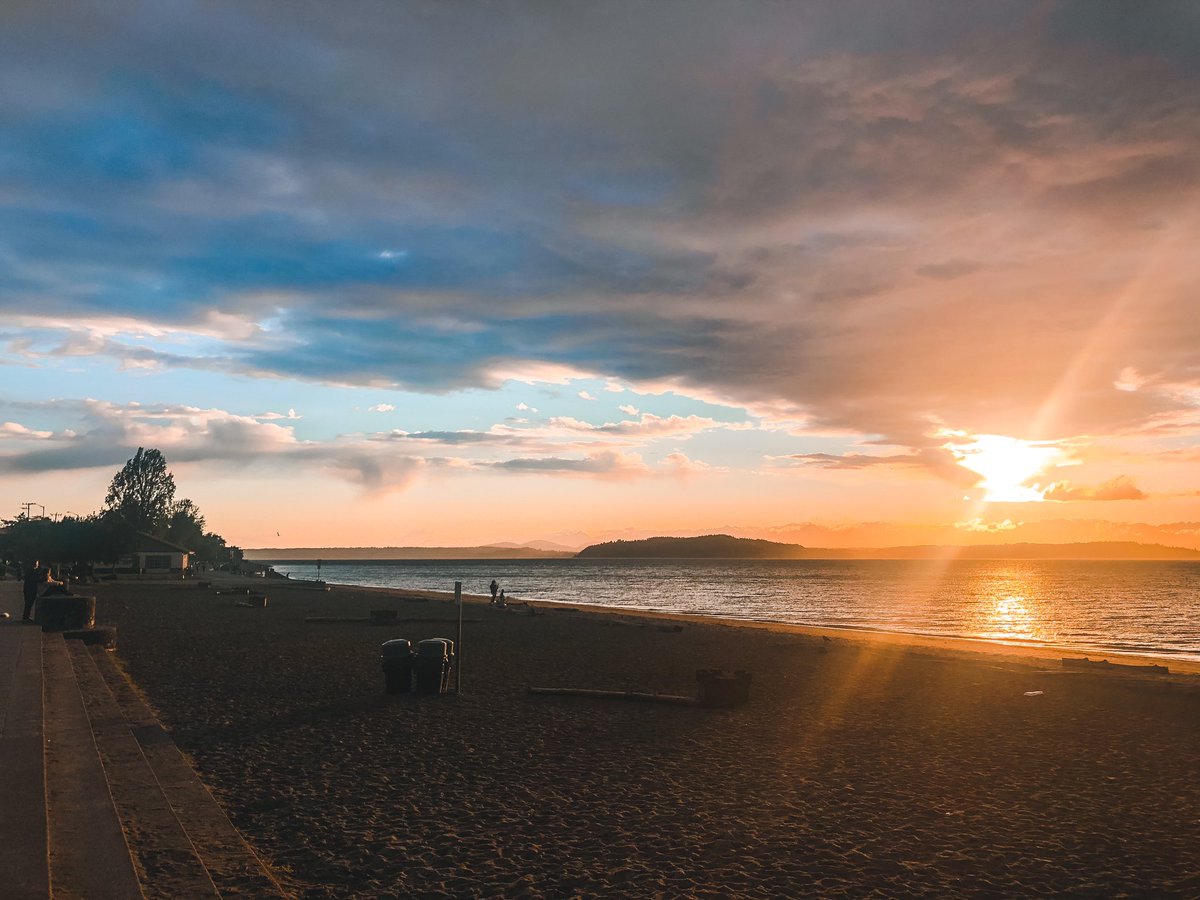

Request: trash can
left=415, top=638, right=454, bottom=694
left=381, top=639, right=415, bottom=694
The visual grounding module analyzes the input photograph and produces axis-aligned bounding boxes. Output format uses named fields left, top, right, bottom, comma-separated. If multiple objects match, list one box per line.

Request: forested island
left=575, top=534, right=1200, bottom=560
left=576, top=535, right=807, bottom=559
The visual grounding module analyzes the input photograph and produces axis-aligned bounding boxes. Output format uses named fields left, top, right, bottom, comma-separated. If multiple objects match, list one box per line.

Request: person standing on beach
left=22, top=560, right=53, bottom=621
left=489, top=579, right=499, bottom=605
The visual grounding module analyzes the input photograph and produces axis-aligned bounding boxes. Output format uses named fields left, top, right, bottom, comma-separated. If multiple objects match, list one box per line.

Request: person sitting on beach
left=489, top=579, right=499, bottom=605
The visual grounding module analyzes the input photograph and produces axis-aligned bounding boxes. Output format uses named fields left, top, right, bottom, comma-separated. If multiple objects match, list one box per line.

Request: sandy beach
left=90, top=576, right=1200, bottom=898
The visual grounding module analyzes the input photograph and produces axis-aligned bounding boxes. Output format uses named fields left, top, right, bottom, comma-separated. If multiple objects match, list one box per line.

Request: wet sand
left=94, top=577, right=1200, bottom=898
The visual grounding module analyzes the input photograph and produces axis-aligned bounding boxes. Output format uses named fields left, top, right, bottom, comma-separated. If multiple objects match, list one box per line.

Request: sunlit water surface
left=267, top=559, right=1200, bottom=662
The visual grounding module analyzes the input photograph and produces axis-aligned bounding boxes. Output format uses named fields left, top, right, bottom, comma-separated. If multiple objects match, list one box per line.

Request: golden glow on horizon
left=944, top=433, right=1064, bottom=503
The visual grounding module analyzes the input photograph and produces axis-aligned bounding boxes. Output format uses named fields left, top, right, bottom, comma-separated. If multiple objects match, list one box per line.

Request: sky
left=3, top=1, right=1200, bottom=550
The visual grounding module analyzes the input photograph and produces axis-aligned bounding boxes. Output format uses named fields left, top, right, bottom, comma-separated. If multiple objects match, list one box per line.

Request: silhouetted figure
left=22, top=560, right=53, bottom=621
left=498, top=589, right=506, bottom=608
left=489, top=579, right=499, bottom=605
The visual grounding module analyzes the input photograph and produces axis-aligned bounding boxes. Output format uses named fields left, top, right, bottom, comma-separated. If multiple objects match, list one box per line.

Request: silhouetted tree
left=0, top=512, right=128, bottom=574
left=104, top=447, right=176, bottom=534
left=165, top=498, right=206, bottom=549
left=193, top=531, right=243, bottom=568
left=3, top=448, right=242, bottom=576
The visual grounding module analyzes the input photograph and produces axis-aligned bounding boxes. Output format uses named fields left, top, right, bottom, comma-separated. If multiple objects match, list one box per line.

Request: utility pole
left=20, top=502, right=45, bottom=519
left=455, top=581, right=463, bottom=695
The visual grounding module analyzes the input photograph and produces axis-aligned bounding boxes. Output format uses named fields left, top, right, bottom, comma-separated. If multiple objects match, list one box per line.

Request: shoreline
left=319, top=578, right=1200, bottom=676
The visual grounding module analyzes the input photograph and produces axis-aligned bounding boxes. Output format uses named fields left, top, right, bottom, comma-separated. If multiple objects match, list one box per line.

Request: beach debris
left=1061, top=657, right=1169, bottom=675
left=528, top=687, right=698, bottom=706
left=1023, top=690, right=1044, bottom=697
left=1, top=611, right=9, bottom=619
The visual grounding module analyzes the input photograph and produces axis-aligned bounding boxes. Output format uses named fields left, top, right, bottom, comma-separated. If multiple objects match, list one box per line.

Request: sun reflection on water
left=961, top=565, right=1054, bottom=644
left=978, top=592, right=1044, bottom=643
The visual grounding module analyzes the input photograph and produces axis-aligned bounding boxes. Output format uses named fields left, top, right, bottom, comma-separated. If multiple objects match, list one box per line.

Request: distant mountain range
left=244, top=545, right=575, bottom=560
left=244, top=535, right=1200, bottom=561
left=575, top=534, right=1200, bottom=560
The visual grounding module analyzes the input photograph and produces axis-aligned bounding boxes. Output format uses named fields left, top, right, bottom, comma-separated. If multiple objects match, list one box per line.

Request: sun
left=943, top=432, right=1065, bottom=502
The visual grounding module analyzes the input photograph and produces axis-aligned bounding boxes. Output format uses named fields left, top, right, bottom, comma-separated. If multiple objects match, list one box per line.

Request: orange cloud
left=1042, top=476, right=1147, bottom=502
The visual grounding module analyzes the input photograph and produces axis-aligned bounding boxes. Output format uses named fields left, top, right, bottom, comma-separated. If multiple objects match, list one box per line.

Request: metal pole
left=455, top=581, right=463, bottom=695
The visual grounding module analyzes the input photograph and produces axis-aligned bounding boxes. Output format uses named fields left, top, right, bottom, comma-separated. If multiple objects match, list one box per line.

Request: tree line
left=1, top=448, right=242, bottom=572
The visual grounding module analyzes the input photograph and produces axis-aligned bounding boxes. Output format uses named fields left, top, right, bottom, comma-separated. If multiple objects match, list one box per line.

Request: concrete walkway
left=0, top=580, right=286, bottom=899
left=0, top=614, right=50, bottom=898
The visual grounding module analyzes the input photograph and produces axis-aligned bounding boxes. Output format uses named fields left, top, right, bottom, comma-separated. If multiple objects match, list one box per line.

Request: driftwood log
left=1062, top=657, right=1169, bottom=675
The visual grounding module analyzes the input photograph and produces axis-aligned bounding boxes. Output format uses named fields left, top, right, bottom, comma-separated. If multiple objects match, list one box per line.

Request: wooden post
left=455, top=581, right=463, bottom=695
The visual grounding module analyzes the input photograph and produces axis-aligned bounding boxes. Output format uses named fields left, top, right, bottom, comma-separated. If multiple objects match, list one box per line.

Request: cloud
left=915, top=259, right=984, bottom=280
left=618, top=404, right=639, bottom=416
left=491, top=450, right=648, bottom=477
left=662, top=451, right=718, bottom=477
left=578, top=391, right=597, bottom=401
left=368, top=403, right=395, bottom=413
left=1042, top=475, right=1148, bottom=502
left=320, top=453, right=425, bottom=495
left=1113, top=367, right=1146, bottom=393
left=0, top=399, right=437, bottom=496
left=783, top=451, right=926, bottom=470
left=0, top=399, right=305, bottom=476
left=549, top=413, right=723, bottom=438
left=256, top=408, right=301, bottom=420
left=382, top=430, right=506, bottom=446
left=2, top=1, right=1200, bottom=478
left=955, top=517, right=1020, bottom=533
left=1, top=422, right=53, bottom=439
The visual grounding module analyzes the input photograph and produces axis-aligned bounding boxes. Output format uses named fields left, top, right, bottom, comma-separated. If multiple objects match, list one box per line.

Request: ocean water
left=265, top=558, right=1200, bottom=663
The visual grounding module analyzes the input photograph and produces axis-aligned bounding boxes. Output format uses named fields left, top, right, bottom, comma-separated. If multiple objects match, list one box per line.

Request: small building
left=121, top=533, right=191, bottom=574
